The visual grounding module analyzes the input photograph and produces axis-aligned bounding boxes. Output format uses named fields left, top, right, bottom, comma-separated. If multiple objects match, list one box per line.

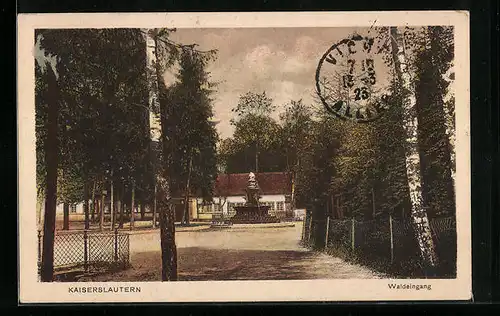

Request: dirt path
left=87, top=222, right=383, bottom=281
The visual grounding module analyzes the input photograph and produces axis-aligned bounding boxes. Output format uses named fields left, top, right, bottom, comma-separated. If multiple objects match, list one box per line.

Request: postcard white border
left=18, top=11, right=471, bottom=303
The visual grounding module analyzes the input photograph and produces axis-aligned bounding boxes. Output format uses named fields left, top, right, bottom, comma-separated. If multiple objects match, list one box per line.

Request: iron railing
left=38, top=229, right=130, bottom=276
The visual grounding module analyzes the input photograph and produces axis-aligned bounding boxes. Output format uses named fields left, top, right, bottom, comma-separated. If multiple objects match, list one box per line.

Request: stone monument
left=230, top=172, right=280, bottom=224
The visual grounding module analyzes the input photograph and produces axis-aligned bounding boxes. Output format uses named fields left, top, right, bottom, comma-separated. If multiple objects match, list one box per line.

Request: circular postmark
left=315, top=33, right=392, bottom=122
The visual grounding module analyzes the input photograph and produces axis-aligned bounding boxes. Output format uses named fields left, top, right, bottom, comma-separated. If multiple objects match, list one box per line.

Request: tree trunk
left=110, top=177, right=115, bottom=231
left=63, top=203, right=69, bottom=230
left=312, top=199, right=327, bottom=250
left=153, top=184, right=157, bottom=228
left=117, top=186, right=123, bottom=229
left=291, top=170, right=296, bottom=212
left=83, top=181, right=90, bottom=230
left=100, top=188, right=105, bottom=231
left=40, top=64, right=59, bottom=282
left=390, top=26, right=438, bottom=273
left=130, top=182, right=135, bottom=230
left=182, top=154, right=193, bottom=225
left=90, top=179, right=96, bottom=221
left=140, top=202, right=145, bottom=220
left=149, top=30, right=177, bottom=280
left=157, top=176, right=178, bottom=281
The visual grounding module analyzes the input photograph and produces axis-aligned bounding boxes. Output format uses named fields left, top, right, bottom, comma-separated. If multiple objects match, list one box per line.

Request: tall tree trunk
left=140, top=202, right=145, bottom=220
left=157, top=176, right=178, bottom=281
left=117, top=184, right=124, bottom=229
left=182, top=154, right=193, bottom=225
left=390, top=26, right=438, bottom=273
left=148, top=30, right=177, bottom=280
left=110, top=176, right=115, bottom=231
left=291, top=168, right=297, bottom=212
left=90, top=179, right=96, bottom=221
left=96, top=199, right=100, bottom=227
left=99, top=185, right=105, bottom=231
left=312, top=199, right=327, bottom=249
left=130, top=182, right=135, bottom=230
left=83, top=181, right=90, bottom=230
left=41, top=64, right=59, bottom=282
left=63, top=203, right=69, bottom=230
left=152, top=184, right=157, bottom=228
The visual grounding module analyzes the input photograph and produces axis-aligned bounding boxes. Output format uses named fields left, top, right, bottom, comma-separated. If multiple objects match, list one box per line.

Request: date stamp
left=315, top=33, right=392, bottom=122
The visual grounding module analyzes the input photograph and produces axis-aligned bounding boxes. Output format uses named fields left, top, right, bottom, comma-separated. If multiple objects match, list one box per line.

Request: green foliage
left=232, top=91, right=275, bottom=118
left=221, top=91, right=286, bottom=173
left=35, top=62, right=48, bottom=198
left=279, top=99, right=314, bottom=172
left=412, top=26, right=456, bottom=216
left=160, top=47, right=219, bottom=202
left=294, top=26, right=455, bottom=220
left=294, top=115, right=341, bottom=210
left=36, top=29, right=154, bottom=204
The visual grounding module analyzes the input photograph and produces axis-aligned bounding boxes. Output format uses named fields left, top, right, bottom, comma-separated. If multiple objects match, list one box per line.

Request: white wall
left=47, top=202, right=85, bottom=214
left=197, top=194, right=286, bottom=215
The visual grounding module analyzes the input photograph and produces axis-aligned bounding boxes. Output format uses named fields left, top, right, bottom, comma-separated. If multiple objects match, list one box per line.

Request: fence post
left=351, top=218, right=355, bottom=252
left=325, top=216, right=330, bottom=249
left=114, top=228, right=118, bottom=263
left=308, top=213, right=313, bottom=245
left=83, top=230, right=88, bottom=272
left=389, top=214, right=394, bottom=264
left=130, top=181, right=135, bottom=231
left=126, top=234, right=130, bottom=266
left=301, top=214, right=305, bottom=242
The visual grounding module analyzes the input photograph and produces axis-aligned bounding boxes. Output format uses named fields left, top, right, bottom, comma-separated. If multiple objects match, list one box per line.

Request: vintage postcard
left=18, top=11, right=471, bottom=303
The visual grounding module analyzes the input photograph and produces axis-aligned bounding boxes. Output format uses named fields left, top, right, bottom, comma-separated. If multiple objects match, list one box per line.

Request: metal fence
left=38, top=229, right=130, bottom=276
left=224, top=210, right=296, bottom=221
left=303, top=212, right=457, bottom=278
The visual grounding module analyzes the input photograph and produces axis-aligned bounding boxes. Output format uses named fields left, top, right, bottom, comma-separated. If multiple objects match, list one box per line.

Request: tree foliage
left=161, top=47, right=219, bottom=202
left=36, top=29, right=154, bottom=209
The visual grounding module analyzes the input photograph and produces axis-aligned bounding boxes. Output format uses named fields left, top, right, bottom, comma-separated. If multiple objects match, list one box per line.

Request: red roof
left=215, top=172, right=292, bottom=196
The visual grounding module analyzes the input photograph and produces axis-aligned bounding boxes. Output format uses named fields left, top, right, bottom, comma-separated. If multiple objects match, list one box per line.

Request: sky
left=167, top=27, right=381, bottom=139
left=34, top=27, right=390, bottom=140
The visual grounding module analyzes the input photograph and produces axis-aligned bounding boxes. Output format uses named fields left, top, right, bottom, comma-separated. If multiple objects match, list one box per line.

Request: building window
left=70, top=204, right=77, bottom=213
left=198, top=202, right=213, bottom=213
left=213, top=203, right=222, bottom=213
left=276, top=202, right=284, bottom=211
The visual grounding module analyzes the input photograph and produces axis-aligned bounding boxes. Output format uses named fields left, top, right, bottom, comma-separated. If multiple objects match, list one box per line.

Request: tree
left=231, top=91, right=279, bottom=173
left=389, top=26, right=438, bottom=273
left=39, top=29, right=152, bottom=230
left=147, top=28, right=181, bottom=281
left=39, top=61, right=60, bottom=282
left=161, top=47, right=218, bottom=225
left=279, top=99, right=314, bottom=211
left=413, top=26, right=455, bottom=217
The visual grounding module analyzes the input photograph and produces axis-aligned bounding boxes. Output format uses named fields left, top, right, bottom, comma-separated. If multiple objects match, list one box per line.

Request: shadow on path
left=88, top=246, right=381, bottom=282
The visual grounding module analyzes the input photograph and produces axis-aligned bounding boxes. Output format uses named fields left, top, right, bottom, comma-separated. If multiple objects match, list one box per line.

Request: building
left=194, top=172, right=292, bottom=221
left=39, top=172, right=293, bottom=223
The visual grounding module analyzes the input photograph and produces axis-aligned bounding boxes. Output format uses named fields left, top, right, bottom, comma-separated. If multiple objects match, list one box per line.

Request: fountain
left=230, top=172, right=280, bottom=224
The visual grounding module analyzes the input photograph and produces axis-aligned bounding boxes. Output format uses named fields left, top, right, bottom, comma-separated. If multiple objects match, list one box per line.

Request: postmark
left=315, top=33, right=392, bottom=122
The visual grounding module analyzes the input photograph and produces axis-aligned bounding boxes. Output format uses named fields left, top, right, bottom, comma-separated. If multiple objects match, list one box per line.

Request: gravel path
left=87, top=222, right=383, bottom=281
